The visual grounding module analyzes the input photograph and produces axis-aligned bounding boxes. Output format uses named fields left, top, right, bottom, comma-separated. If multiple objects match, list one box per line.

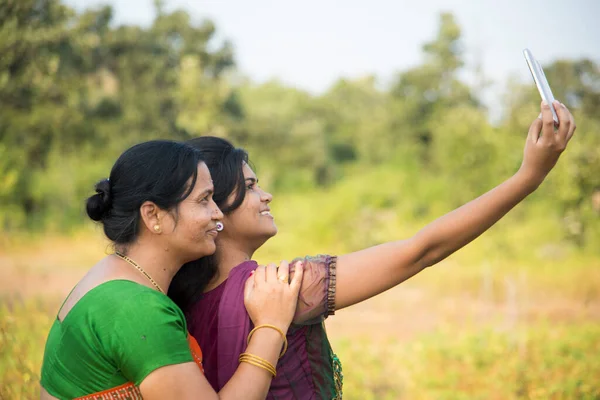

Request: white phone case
left=523, top=48, right=559, bottom=124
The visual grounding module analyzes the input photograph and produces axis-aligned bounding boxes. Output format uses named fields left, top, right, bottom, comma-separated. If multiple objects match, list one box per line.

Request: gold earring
left=153, top=224, right=161, bottom=233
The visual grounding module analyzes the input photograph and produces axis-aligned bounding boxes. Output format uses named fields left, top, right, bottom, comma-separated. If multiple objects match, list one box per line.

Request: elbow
left=421, top=255, right=442, bottom=269
left=420, top=246, right=452, bottom=269
left=409, top=229, right=453, bottom=269
left=399, top=237, right=436, bottom=271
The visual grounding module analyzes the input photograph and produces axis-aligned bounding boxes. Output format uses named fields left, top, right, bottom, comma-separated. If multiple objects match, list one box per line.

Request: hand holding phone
left=523, top=48, right=559, bottom=125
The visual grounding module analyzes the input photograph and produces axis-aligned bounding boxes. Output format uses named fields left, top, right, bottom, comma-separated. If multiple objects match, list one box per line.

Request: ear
left=139, top=201, right=162, bottom=234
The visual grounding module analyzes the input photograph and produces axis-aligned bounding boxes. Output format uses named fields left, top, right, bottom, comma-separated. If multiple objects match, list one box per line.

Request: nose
left=212, top=203, right=224, bottom=220
left=261, top=189, right=273, bottom=204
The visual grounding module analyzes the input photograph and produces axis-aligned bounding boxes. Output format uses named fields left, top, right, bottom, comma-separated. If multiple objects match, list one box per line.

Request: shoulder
left=94, top=280, right=187, bottom=329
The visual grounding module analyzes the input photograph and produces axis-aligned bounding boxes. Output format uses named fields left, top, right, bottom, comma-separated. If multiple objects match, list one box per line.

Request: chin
left=257, top=219, right=277, bottom=238
left=256, top=226, right=277, bottom=247
left=197, top=240, right=217, bottom=258
left=266, top=227, right=278, bottom=241
left=267, top=222, right=278, bottom=238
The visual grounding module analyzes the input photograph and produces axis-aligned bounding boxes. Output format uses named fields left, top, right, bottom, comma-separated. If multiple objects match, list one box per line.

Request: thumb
left=289, top=261, right=303, bottom=295
left=528, top=116, right=543, bottom=143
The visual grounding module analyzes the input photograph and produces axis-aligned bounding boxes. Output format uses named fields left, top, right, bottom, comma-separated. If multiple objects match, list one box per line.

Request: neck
left=207, top=237, right=257, bottom=290
left=117, top=239, right=184, bottom=293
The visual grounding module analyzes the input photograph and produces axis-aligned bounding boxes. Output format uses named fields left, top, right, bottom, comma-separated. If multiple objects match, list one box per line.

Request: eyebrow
left=195, top=188, right=214, bottom=200
left=245, top=177, right=258, bottom=184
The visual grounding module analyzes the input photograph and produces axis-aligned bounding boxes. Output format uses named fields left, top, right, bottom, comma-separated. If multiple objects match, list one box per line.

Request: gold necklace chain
left=114, top=251, right=165, bottom=294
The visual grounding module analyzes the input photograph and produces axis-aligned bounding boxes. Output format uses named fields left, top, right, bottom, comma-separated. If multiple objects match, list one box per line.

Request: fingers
left=243, top=270, right=255, bottom=302
left=554, top=101, right=571, bottom=143
left=277, top=260, right=290, bottom=284
left=539, top=100, right=556, bottom=142
left=254, top=264, right=266, bottom=283
left=289, top=261, right=303, bottom=295
left=528, top=115, right=543, bottom=143
left=565, top=105, right=577, bottom=142
left=266, top=262, right=278, bottom=282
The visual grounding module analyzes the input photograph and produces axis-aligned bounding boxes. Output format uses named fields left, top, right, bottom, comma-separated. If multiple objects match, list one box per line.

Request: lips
left=259, top=206, right=273, bottom=217
left=206, top=227, right=219, bottom=236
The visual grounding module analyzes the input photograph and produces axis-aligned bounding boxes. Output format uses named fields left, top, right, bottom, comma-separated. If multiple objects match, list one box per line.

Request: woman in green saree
left=40, top=140, right=304, bottom=400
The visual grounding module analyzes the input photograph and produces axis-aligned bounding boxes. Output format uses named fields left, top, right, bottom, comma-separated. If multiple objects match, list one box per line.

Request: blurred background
left=1, top=0, right=599, bottom=398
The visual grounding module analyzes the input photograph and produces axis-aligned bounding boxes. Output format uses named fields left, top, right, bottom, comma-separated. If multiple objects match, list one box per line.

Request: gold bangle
left=240, top=358, right=276, bottom=377
left=247, top=324, right=288, bottom=358
left=239, top=355, right=276, bottom=376
left=239, top=353, right=277, bottom=377
left=239, top=353, right=277, bottom=375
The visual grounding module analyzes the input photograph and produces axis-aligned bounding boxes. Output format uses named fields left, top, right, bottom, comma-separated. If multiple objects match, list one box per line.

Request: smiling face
left=218, top=163, right=277, bottom=250
left=160, top=163, right=224, bottom=262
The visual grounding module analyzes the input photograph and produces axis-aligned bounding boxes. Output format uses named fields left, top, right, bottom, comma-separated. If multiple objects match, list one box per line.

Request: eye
left=246, top=182, right=255, bottom=190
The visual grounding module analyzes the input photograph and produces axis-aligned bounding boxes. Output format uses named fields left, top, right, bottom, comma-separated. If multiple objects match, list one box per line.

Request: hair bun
left=86, top=179, right=112, bottom=221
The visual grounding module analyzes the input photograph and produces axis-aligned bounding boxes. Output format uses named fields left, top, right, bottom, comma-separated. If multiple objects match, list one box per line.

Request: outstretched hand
left=519, top=100, right=576, bottom=188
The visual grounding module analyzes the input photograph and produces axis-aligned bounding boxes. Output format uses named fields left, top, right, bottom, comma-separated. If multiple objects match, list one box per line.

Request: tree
left=502, top=59, right=600, bottom=246
left=390, top=12, right=478, bottom=162
left=0, top=0, right=239, bottom=230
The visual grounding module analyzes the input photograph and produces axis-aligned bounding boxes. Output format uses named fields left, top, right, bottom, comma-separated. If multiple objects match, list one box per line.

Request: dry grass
left=1, top=221, right=599, bottom=399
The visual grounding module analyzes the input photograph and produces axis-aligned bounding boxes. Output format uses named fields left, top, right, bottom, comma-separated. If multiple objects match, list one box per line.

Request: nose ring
left=216, top=222, right=224, bottom=232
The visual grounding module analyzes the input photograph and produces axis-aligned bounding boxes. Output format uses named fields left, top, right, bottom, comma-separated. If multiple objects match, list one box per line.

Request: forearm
left=416, top=170, right=538, bottom=268
left=333, top=102, right=574, bottom=310
left=218, top=329, right=283, bottom=400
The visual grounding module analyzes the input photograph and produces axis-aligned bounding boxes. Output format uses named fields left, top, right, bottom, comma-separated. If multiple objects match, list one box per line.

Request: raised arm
left=334, top=101, right=576, bottom=310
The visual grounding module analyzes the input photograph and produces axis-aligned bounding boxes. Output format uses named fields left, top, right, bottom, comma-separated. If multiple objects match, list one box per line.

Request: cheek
left=227, top=203, right=253, bottom=226
left=240, top=204, right=260, bottom=227
left=179, top=206, right=212, bottom=237
left=197, top=207, right=214, bottom=228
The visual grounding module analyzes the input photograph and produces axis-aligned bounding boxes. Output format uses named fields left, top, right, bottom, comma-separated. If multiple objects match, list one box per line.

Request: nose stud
left=216, top=222, right=224, bottom=232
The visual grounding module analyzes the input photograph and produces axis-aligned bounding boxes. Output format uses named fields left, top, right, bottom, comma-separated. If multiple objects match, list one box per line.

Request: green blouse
left=41, top=280, right=194, bottom=399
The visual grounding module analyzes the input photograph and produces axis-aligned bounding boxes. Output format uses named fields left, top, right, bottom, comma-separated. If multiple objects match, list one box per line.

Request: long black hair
left=168, top=136, right=250, bottom=312
left=86, top=140, right=203, bottom=247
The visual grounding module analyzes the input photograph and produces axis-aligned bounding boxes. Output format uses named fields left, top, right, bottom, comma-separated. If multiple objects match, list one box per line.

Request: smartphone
left=523, top=48, right=559, bottom=124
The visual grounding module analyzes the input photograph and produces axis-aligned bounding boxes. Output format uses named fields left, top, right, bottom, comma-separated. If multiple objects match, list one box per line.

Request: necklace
left=114, top=251, right=165, bottom=294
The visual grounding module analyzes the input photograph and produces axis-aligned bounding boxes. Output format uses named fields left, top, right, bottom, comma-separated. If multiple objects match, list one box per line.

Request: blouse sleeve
left=290, top=254, right=337, bottom=325
left=106, top=291, right=195, bottom=385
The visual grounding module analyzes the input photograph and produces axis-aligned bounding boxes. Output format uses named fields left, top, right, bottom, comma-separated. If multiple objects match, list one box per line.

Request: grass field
left=1, top=175, right=599, bottom=399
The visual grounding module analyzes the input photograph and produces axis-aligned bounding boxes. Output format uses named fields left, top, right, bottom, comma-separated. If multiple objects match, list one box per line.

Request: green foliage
left=1, top=3, right=599, bottom=398
left=0, top=0, right=237, bottom=231
left=0, top=3, right=598, bottom=248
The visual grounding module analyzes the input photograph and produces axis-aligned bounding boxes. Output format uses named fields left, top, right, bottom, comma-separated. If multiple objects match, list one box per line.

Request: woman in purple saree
left=182, top=255, right=340, bottom=399
left=169, top=102, right=576, bottom=399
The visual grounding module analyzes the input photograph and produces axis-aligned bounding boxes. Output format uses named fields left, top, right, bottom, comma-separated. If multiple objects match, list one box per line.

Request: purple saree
left=186, top=255, right=343, bottom=400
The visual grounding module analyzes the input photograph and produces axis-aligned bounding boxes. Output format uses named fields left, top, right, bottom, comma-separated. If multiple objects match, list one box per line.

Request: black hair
left=187, top=136, right=250, bottom=214
left=86, top=140, right=203, bottom=246
left=168, top=136, right=250, bottom=312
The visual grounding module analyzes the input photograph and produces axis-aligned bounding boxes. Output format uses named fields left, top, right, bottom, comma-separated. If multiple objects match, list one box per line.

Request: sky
left=64, top=0, right=599, bottom=117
